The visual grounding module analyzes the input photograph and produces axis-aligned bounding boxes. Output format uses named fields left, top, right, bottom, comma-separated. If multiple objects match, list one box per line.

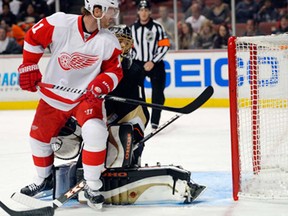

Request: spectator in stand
left=19, top=0, right=50, bottom=20
left=272, top=15, right=288, bottom=35
left=195, top=20, right=215, bottom=49
left=242, top=19, right=263, bottom=36
left=9, top=0, right=21, bottom=15
left=181, top=0, right=192, bottom=13
left=184, top=0, right=211, bottom=21
left=17, top=3, right=40, bottom=23
left=236, top=0, right=259, bottom=23
left=278, top=7, right=287, bottom=18
left=0, top=0, right=9, bottom=14
left=0, top=0, right=21, bottom=15
left=256, top=0, right=279, bottom=23
left=1, top=19, right=25, bottom=47
left=185, top=2, right=208, bottom=33
left=156, top=5, right=175, bottom=50
left=9, top=23, right=26, bottom=47
left=19, top=16, right=36, bottom=32
left=0, top=26, right=22, bottom=54
left=213, top=24, right=230, bottom=49
left=179, top=22, right=198, bottom=49
left=0, top=3, right=17, bottom=26
left=209, top=0, right=231, bottom=25
left=46, top=0, right=69, bottom=13
left=269, top=1, right=287, bottom=9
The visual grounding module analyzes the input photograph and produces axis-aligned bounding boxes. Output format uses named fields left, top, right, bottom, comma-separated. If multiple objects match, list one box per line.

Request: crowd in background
left=1, top=0, right=288, bottom=54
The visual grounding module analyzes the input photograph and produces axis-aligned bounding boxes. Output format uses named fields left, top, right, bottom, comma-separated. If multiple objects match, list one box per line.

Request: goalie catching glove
left=18, top=63, right=42, bottom=92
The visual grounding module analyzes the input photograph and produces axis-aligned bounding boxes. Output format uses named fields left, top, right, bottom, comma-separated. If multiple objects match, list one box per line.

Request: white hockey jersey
left=22, top=12, right=123, bottom=111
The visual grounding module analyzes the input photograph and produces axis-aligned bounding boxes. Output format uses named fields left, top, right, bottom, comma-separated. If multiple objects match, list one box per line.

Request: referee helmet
left=138, top=0, right=151, bottom=10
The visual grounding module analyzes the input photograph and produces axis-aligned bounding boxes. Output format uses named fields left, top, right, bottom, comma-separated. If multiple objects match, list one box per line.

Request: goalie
left=52, top=25, right=206, bottom=205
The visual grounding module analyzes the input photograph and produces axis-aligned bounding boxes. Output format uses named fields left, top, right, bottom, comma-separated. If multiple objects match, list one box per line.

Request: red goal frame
left=228, top=36, right=261, bottom=201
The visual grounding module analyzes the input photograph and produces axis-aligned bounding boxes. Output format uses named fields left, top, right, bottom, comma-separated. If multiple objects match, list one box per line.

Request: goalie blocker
left=52, top=122, right=206, bottom=204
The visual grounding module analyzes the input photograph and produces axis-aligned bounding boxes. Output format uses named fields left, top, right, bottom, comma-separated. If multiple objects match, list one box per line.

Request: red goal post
left=228, top=34, right=288, bottom=201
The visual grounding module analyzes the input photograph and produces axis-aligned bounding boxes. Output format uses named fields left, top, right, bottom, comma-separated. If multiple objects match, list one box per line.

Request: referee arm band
left=158, top=38, right=170, bottom=47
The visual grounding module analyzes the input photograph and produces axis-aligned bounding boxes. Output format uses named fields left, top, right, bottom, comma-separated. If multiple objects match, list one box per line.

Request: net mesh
left=234, top=34, right=288, bottom=199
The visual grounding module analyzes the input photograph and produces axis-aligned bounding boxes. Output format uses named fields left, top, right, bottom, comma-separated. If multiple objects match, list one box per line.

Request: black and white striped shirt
left=131, top=18, right=170, bottom=63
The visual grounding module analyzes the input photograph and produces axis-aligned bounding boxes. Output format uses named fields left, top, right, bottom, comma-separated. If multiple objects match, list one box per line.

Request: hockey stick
left=133, top=114, right=181, bottom=151
left=101, top=85, right=213, bottom=114
left=133, top=85, right=214, bottom=150
left=38, top=82, right=214, bottom=114
left=10, top=180, right=86, bottom=210
left=0, top=201, right=54, bottom=216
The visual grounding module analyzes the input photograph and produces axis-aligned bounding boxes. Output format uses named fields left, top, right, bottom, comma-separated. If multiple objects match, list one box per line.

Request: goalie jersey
left=22, top=12, right=122, bottom=111
left=105, top=57, right=150, bottom=136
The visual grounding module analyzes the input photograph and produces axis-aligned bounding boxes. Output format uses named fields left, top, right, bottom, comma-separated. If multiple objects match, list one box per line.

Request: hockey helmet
left=84, top=0, right=119, bottom=19
left=109, top=24, right=133, bottom=55
left=138, top=0, right=151, bottom=10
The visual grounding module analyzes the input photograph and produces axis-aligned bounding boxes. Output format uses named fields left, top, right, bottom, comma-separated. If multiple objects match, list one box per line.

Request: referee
left=130, top=0, right=170, bottom=129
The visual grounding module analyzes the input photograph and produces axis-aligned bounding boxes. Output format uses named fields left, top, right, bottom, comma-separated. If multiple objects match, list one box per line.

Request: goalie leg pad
left=76, top=165, right=205, bottom=205
left=53, top=162, right=77, bottom=199
left=106, top=123, right=134, bottom=168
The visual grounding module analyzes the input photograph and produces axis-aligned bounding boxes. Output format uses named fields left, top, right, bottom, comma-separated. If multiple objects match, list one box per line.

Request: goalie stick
left=10, top=180, right=86, bottom=211
left=133, top=114, right=181, bottom=151
left=0, top=201, right=54, bottom=216
left=38, top=82, right=214, bottom=114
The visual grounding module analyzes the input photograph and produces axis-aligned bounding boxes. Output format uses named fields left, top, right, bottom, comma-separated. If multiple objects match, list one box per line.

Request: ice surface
left=0, top=109, right=287, bottom=215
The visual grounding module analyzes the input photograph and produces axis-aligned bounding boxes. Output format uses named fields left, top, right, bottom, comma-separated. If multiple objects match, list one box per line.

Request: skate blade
left=33, top=189, right=53, bottom=199
left=87, top=200, right=103, bottom=210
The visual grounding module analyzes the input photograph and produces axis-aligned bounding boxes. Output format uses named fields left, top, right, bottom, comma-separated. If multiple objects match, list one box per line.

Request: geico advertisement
left=0, top=51, right=229, bottom=102
left=236, top=50, right=287, bottom=99
left=146, top=50, right=229, bottom=98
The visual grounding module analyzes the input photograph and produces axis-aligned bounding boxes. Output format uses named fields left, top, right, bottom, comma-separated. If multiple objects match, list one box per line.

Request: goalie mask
left=109, top=24, right=133, bottom=56
left=51, top=118, right=82, bottom=160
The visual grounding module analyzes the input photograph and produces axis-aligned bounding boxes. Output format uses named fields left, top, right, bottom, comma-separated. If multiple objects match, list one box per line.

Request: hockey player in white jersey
left=17, top=0, right=122, bottom=210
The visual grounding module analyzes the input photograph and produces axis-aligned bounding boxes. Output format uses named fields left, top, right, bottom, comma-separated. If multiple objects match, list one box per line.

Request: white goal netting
left=229, top=34, right=288, bottom=200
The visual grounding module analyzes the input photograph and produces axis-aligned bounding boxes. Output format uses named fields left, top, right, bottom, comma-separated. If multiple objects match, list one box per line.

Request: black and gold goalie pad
left=53, top=123, right=206, bottom=205
left=76, top=164, right=206, bottom=205
left=105, top=123, right=134, bottom=168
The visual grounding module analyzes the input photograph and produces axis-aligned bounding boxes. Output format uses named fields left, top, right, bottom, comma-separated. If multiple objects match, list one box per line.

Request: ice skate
left=20, top=173, right=53, bottom=198
left=84, top=185, right=105, bottom=210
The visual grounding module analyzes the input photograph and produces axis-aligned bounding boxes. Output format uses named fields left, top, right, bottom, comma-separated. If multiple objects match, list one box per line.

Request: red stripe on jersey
left=82, top=149, right=106, bottom=166
left=25, top=18, right=54, bottom=48
left=22, top=51, right=43, bottom=64
left=32, top=154, right=54, bottom=167
left=100, top=48, right=123, bottom=91
left=23, top=18, right=54, bottom=63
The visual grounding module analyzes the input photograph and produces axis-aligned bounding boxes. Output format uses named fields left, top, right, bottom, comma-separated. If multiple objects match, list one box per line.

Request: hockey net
left=228, top=34, right=288, bottom=201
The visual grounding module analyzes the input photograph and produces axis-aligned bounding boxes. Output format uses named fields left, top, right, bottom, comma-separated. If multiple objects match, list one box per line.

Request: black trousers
left=130, top=60, right=166, bottom=126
